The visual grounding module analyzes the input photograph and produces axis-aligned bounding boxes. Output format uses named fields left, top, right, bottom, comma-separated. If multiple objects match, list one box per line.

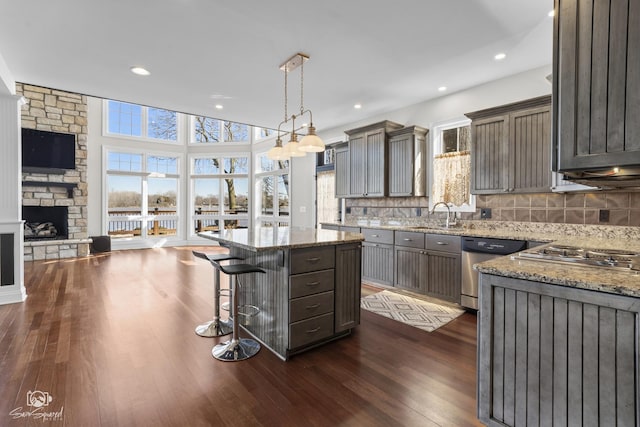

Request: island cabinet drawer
left=289, top=269, right=335, bottom=299
left=289, top=291, right=334, bottom=323
left=289, top=312, right=334, bottom=349
left=290, top=246, right=336, bottom=274
left=362, top=228, right=394, bottom=244
left=425, top=234, right=461, bottom=253
left=394, top=231, right=425, bottom=249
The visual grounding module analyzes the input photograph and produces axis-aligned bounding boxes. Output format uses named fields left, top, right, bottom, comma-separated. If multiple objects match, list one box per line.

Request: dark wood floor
left=0, top=247, right=482, bottom=427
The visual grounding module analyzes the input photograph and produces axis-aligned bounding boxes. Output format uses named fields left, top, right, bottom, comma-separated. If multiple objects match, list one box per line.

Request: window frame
left=103, top=145, right=183, bottom=242
left=254, top=151, right=291, bottom=227
left=429, top=117, right=475, bottom=213
left=102, top=100, right=182, bottom=145
left=188, top=116, right=253, bottom=146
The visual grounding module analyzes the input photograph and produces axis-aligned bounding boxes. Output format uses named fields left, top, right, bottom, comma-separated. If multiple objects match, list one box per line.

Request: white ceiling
left=0, top=0, right=553, bottom=132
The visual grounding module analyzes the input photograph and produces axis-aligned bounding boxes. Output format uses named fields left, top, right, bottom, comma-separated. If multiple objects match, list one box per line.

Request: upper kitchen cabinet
left=466, top=96, right=552, bottom=194
left=333, top=142, right=350, bottom=198
left=345, top=121, right=403, bottom=197
left=387, top=126, right=428, bottom=197
left=554, top=0, right=640, bottom=173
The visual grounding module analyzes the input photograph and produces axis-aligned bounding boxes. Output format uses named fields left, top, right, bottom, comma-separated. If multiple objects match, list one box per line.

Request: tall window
left=430, top=118, right=474, bottom=212
left=106, top=150, right=180, bottom=240
left=106, top=100, right=178, bottom=142
left=255, top=153, right=290, bottom=227
left=191, top=155, right=250, bottom=234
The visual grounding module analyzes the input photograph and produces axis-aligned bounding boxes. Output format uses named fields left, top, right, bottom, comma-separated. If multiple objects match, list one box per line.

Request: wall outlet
left=480, top=208, right=492, bottom=219
left=599, top=209, right=610, bottom=222
left=363, top=207, right=367, bottom=215
left=416, top=207, right=421, bottom=217
left=345, top=207, right=351, bottom=214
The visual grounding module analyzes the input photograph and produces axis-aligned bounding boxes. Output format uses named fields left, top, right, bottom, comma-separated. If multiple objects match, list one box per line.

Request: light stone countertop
left=322, top=219, right=640, bottom=297
left=198, top=227, right=364, bottom=252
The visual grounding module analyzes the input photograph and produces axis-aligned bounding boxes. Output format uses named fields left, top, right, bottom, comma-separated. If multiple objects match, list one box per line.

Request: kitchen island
left=199, top=227, right=363, bottom=360
left=474, top=241, right=640, bottom=426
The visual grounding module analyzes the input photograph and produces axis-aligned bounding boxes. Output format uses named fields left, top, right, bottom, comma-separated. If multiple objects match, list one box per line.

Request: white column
left=0, top=93, right=26, bottom=304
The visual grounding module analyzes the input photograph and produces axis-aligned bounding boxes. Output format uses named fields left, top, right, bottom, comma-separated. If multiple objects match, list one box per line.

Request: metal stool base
left=212, top=337, right=260, bottom=361
left=195, top=319, right=232, bottom=337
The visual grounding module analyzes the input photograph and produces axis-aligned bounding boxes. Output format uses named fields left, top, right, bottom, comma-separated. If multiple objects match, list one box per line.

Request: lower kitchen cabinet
left=394, top=246, right=427, bottom=293
left=361, top=228, right=395, bottom=286
left=478, top=273, right=639, bottom=426
left=425, top=251, right=461, bottom=303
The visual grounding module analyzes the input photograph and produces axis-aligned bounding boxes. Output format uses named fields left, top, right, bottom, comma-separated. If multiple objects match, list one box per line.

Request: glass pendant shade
left=298, top=126, right=325, bottom=152
left=284, top=134, right=305, bottom=157
left=267, top=138, right=290, bottom=160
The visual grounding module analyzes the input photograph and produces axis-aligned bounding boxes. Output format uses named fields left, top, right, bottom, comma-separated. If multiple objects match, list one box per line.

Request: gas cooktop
left=515, top=245, right=640, bottom=272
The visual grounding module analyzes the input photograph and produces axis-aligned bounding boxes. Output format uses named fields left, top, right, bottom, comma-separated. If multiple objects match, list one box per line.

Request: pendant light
left=267, top=53, right=325, bottom=160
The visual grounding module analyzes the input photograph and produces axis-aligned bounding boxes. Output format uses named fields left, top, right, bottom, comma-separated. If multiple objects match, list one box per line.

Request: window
left=430, top=119, right=474, bottom=212
left=105, top=100, right=178, bottom=142
left=106, top=150, right=180, bottom=240
left=191, top=117, right=251, bottom=143
left=191, top=156, right=250, bottom=235
left=255, top=153, right=290, bottom=227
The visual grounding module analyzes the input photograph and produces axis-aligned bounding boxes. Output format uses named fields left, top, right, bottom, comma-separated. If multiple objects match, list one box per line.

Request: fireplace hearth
left=22, top=206, right=68, bottom=241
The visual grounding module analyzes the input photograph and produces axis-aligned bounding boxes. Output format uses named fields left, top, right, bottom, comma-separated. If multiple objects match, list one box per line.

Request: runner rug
left=361, top=290, right=465, bottom=332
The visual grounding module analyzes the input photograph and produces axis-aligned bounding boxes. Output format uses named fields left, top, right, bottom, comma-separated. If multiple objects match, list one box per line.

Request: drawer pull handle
left=371, top=234, right=379, bottom=237
left=306, top=304, right=320, bottom=309
left=436, top=241, right=448, bottom=245
left=306, top=281, right=320, bottom=287
left=306, top=327, right=321, bottom=334
left=403, top=238, right=412, bottom=241
left=306, top=257, right=321, bottom=263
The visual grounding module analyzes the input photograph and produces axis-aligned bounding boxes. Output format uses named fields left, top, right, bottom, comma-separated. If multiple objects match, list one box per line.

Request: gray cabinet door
left=348, top=133, right=366, bottom=196
left=364, top=129, right=386, bottom=197
left=361, top=242, right=394, bottom=286
left=388, top=133, right=414, bottom=196
left=510, top=105, right=552, bottom=193
left=394, top=246, right=427, bottom=293
left=334, top=146, right=350, bottom=198
left=555, top=0, right=640, bottom=171
left=425, top=251, right=461, bottom=303
left=478, top=273, right=639, bottom=427
left=334, top=243, right=361, bottom=333
left=471, top=115, right=509, bottom=194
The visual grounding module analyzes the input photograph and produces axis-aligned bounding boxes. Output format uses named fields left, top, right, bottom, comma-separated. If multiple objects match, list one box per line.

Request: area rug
left=361, top=290, right=465, bottom=332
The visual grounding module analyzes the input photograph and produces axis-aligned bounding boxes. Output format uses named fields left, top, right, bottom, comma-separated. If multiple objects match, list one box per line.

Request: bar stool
left=192, top=251, right=243, bottom=337
left=212, top=263, right=266, bottom=361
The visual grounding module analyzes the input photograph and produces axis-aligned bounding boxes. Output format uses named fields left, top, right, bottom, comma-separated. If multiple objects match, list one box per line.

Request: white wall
left=0, top=51, right=15, bottom=96
left=318, top=65, right=552, bottom=141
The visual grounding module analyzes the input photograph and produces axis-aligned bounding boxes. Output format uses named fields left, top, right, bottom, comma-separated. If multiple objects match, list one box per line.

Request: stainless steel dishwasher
left=461, top=237, right=526, bottom=310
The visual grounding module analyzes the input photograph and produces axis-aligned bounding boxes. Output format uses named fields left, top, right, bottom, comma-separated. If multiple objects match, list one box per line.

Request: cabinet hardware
left=436, top=241, right=448, bottom=245
left=403, top=238, right=412, bottom=241
left=306, top=304, right=320, bottom=309
left=306, top=327, right=321, bottom=334
left=371, top=234, right=379, bottom=237
left=306, top=257, right=320, bottom=262
left=305, top=281, right=320, bottom=287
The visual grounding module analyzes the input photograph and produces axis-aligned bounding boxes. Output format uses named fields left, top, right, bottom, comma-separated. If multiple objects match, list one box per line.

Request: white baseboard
left=0, top=286, right=27, bottom=305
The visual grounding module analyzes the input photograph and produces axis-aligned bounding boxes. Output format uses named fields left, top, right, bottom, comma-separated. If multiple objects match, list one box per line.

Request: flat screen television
left=22, top=128, right=76, bottom=172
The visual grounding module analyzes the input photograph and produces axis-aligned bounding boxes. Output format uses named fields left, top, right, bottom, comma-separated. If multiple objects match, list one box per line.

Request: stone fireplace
left=17, top=84, right=91, bottom=261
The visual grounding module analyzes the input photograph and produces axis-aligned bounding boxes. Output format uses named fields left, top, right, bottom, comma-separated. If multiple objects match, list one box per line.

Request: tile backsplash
left=345, top=191, right=640, bottom=227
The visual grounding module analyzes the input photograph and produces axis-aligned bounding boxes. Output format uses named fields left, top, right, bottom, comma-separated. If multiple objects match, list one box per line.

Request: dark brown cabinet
left=554, top=0, right=640, bottom=172
left=334, top=243, right=362, bottom=332
left=466, top=96, right=552, bottom=194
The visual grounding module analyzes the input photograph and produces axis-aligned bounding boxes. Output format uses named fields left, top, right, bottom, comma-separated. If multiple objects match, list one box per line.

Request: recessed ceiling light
left=548, top=10, right=555, bottom=17
left=354, top=103, right=362, bottom=109
left=438, top=86, right=447, bottom=92
left=494, top=53, right=507, bottom=61
left=130, top=66, right=150, bottom=76
left=215, top=104, right=223, bottom=110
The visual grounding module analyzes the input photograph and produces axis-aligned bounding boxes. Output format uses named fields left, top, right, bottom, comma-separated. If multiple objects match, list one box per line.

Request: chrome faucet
left=430, top=201, right=455, bottom=228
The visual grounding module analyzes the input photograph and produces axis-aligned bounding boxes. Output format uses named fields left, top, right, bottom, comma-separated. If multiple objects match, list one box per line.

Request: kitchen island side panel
left=478, top=273, right=640, bottom=427
left=230, top=246, right=290, bottom=357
